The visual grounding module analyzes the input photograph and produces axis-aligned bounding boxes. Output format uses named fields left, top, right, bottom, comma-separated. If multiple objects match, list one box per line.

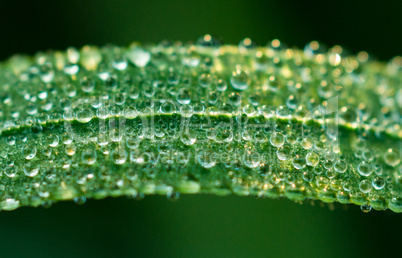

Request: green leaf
left=0, top=38, right=401, bottom=212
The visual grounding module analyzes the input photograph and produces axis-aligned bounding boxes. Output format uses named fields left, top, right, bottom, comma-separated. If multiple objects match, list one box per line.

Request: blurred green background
left=0, top=0, right=401, bottom=257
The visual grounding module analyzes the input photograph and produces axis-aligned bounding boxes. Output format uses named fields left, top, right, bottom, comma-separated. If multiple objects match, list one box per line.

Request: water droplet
left=198, top=73, right=212, bottom=88
left=206, top=128, right=217, bottom=140
left=286, top=95, right=298, bottom=110
left=1, top=198, right=20, bottom=211
left=334, top=160, right=347, bottom=173
left=197, top=150, right=217, bottom=168
left=4, top=167, right=17, bottom=178
left=43, top=147, right=52, bottom=157
left=360, top=204, right=372, bottom=213
left=76, top=108, right=93, bottom=123
left=243, top=152, right=260, bottom=168
left=74, top=196, right=87, bottom=205
left=266, top=76, right=280, bottom=92
left=124, top=106, right=138, bottom=119
left=24, top=162, right=40, bottom=177
left=239, top=38, right=256, bottom=51
left=228, top=92, right=241, bottom=106
left=303, top=171, right=314, bottom=182
left=97, top=106, right=109, bottom=119
left=160, top=100, right=176, bottom=113
left=340, top=106, right=357, bottom=123
left=193, top=103, right=205, bottom=114
left=126, top=47, right=150, bottom=67
left=306, top=152, right=319, bottom=166
left=105, top=76, right=118, bottom=90
left=292, top=155, right=306, bottom=170
left=80, top=77, right=95, bottom=93
left=358, top=161, right=373, bottom=177
left=372, top=177, right=385, bottom=190
left=82, top=148, right=97, bottom=165
left=64, top=62, right=79, bottom=75
left=177, top=88, right=191, bottom=105
left=110, top=129, right=123, bottom=142
left=277, top=145, right=292, bottom=161
left=167, top=192, right=180, bottom=201
left=181, top=129, right=196, bottom=145
left=384, top=148, right=400, bottom=167
left=258, top=105, right=274, bottom=118
left=126, top=137, right=140, bottom=149
left=112, top=56, right=128, bottom=71
left=65, top=144, right=76, bottom=156
left=21, top=146, right=36, bottom=160
left=359, top=180, right=372, bottom=193
left=196, top=34, right=221, bottom=47
left=5, top=136, right=16, bottom=146
left=242, top=105, right=255, bottom=116
left=301, top=137, right=313, bottom=150
left=61, top=132, right=73, bottom=145
left=276, top=106, right=291, bottom=118
left=270, top=132, right=285, bottom=148
left=111, top=148, right=127, bottom=164
left=216, top=79, right=227, bottom=91
left=180, top=104, right=193, bottom=118
left=230, top=69, right=250, bottom=91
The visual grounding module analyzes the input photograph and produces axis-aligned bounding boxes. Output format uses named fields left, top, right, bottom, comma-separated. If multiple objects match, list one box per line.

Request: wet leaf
left=0, top=37, right=401, bottom=212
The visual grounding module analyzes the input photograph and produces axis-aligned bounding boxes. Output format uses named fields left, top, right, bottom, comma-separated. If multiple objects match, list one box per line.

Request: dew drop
left=82, top=148, right=97, bottom=165
left=4, top=167, right=17, bottom=178
left=160, top=100, right=176, bottom=114
left=111, top=148, right=128, bottom=165
left=206, top=128, right=217, bottom=140
left=126, top=137, right=140, bottom=149
left=111, top=56, right=128, bottom=71
left=197, top=151, right=217, bottom=168
left=358, top=161, right=373, bottom=177
left=110, top=129, right=123, bottom=142
left=124, top=106, right=138, bottom=119
left=61, top=132, right=73, bottom=145
left=303, top=171, right=314, bottom=182
left=76, top=108, right=93, bottom=123
left=216, top=79, right=227, bottom=91
left=243, top=152, right=260, bottom=168
left=97, top=106, right=109, bottom=119
left=359, top=180, right=372, bottom=193
left=24, top=162, right=40, bottom=177
left=180, top=104, right=193, bottom=118
left=181, top=129, right=196, bottom=145
left=177, top=89, right=191, bottom=105
left=277, top=145, right=292, bottom=161
left=360, top=204, right=372, bottom=213
left=126, top=47, right=151, bottom=67
left=80, top=77, right=95, bottom=93
left=270, top=132, right=285, bottom=148
left=292, top=155, right=306, bottom=170
left=372, top=177, right=385, bottom=190
left=198, top=73, right=212, bottom=88
left=384, top=148, right=400, bottom=167
left=21, top=146, right=36, bottom=160
left=306, top=152, right=319, bottom=166
left=167, top=192, right=180, bottom=202
left=301, top=137, right=313, bottom=150
left=65, top=144, right=76, bottom=156
left=42, top=147, right=52, bottom=157
left=5, top=136, right=16, bottom=146
left=74, top=196, right=87, bottom=205
left=230, top=69, right=250, bottom=91
left=334, top=160, right=347, bottom=173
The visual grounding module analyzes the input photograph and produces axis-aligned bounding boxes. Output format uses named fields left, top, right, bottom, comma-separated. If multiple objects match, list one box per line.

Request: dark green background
left=0, top=1, right=401, bottom=257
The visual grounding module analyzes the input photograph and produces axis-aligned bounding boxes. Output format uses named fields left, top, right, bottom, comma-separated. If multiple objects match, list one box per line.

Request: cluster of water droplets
left=0, top=35, right=400, bottom=212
